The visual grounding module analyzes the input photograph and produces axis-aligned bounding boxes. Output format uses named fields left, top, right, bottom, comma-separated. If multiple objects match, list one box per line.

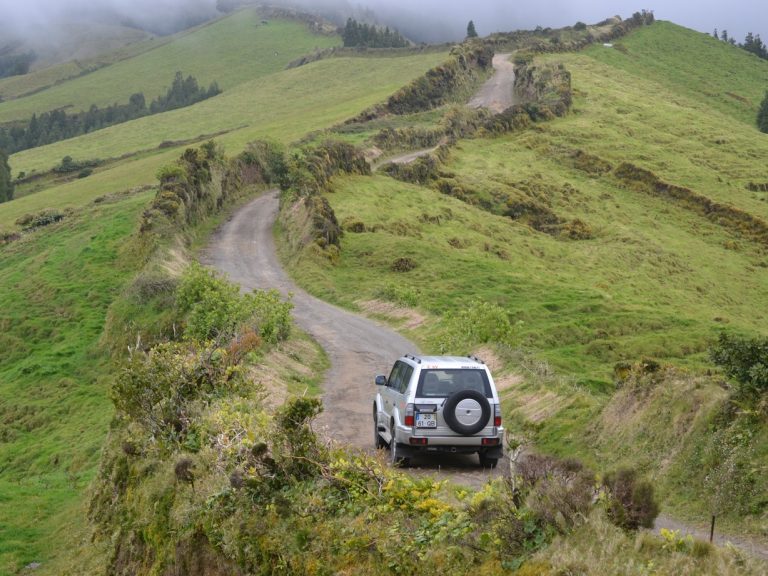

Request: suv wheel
left=479, top=453, right=498, bottom=469
left=443, top=389, right=491, bottom=436
left=390, top=441, right=409, bottom=467
left=373, top=410, right=386, bottom=449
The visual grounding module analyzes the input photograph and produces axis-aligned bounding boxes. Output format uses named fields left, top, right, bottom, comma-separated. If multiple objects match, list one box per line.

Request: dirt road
left=469, top=53, right=516, bottom=113
left=203, top=192, right=505, bottom=485
left=654, top=515, right=768, bottom=561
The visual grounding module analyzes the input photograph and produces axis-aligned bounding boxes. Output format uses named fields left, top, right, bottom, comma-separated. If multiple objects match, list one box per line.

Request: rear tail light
left=482, top=438, right=500, bottom=446
left=404, top=403, right=415, bottom=427
left=409, top=438, right=428, bottom=445
left=494, top=404, right=502, bottom=427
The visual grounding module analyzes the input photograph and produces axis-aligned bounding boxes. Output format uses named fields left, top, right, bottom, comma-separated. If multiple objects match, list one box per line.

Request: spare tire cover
left=442, top=389, right=491, bottom=436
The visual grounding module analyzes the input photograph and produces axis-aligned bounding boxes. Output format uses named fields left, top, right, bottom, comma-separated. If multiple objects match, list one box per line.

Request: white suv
left=373, top=355, right=504, bottom=468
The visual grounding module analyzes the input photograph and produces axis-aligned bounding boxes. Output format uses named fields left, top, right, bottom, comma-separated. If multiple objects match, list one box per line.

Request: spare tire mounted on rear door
left=442, top=389, right=491, bottom=435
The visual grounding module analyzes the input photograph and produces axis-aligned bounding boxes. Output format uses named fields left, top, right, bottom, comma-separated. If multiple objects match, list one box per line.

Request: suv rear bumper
left=394, top=443, right=503, bottom=459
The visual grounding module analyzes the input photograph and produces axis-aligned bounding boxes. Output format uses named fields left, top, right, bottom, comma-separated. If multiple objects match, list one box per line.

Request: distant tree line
left=712, top=28, right=768, bottom=59
left=0, top=72, right=221, bottom=155
left=0, top=52, right=36, bottom=80
left=341, top=18, right=408, bottom=48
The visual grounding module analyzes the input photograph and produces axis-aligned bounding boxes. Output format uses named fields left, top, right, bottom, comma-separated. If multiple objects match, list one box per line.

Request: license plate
left=415, top=413, right=437, bottom=428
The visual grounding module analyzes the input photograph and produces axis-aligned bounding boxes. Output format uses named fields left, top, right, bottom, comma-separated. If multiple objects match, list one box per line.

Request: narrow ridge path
left=202, top=192, right=507, bottom=486
left=469, top=53, right=516, bottom=113
left=202, top=191, right=415, bottom=447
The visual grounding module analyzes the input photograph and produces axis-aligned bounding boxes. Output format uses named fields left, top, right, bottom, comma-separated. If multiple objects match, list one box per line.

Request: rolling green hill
left=0, top=11, right=339, bottom=125
left=279, top=20, right=768, bottom=535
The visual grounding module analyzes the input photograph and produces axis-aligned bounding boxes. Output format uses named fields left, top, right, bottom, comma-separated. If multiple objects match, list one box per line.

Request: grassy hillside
left=0, top=10, right=340, bottom=124
left=278, top=21, right=768, bottom=532
left=9, top=51, right=447, bottom=178
left=0, top=191, right=151, bottom=573
left=587, top=21, right=768, bottom=126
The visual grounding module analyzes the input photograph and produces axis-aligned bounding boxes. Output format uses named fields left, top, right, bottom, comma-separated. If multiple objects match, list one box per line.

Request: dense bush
left=52, top=155, right=100, bottom=174
left=14, top=208, right=64, bottom=230
left=438, top=298, right=515, bottom=351
left=710, top=332, right=768, bottom=393
left=602, top=468, right=660, bottom=530
left=236, top=140, right=288, bottom=187
left=111, top=340, right=243, bottom=446
left=177, top=263, right=292, bottom=343
left=279, top=141, right=369, bottom=252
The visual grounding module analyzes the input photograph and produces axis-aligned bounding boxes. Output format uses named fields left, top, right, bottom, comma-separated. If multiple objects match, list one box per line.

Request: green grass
left=0, top=11, right=340, bottom=124
left=0, top=191, right=151, bottom=573
left=586, top=21, right=768, bottom=127
left=11, top=51, right=447, bottom=176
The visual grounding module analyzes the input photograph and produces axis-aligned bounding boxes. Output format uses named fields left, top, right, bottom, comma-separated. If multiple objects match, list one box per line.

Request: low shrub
left=438, top=298, right=515, bottom=351
left=524, top=461, right=595, bottom=533
left=15, top=208, right=64, bottom=230
left=374, top=283, right=421, bottom=307
left=710, top=332, right=768, bottom=394
left=391, top=257, right=417, bottom=272
left=176, top=263, right=292, bottom=343
left=342, top=219, right=367, bottom=233
left=602, top=468, right=660, bottom=531
left=0, top=230, right=21, bottom=244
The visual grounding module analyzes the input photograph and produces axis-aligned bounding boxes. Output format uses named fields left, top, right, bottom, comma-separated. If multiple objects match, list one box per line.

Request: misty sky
left=2, top=0, right=766, bottom=44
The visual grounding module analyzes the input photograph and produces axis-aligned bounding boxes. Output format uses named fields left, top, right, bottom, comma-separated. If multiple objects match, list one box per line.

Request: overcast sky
left=1, top=0, right=766, bottom=44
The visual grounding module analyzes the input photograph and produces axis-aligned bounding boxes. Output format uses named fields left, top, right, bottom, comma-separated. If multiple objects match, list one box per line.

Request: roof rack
left=404, top=353, right=421, bottom=364
left=467, top=354, right=485, bottom=364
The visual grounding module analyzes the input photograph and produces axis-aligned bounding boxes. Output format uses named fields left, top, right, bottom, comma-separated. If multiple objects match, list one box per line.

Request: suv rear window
left=416, top=369, right=492, bottom=398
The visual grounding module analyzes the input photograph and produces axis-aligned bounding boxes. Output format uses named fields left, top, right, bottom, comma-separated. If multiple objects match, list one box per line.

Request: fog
left=2, top=0, right=766, bottom=47
left=1, top=0, right=219, bottom=39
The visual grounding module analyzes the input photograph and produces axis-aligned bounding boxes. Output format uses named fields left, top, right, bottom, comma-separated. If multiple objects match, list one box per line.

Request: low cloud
left=2, top=0, right=765, bottom=47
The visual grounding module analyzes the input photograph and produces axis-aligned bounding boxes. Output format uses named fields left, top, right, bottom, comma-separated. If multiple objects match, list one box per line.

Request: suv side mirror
left=375, top=375, right=387, bottom=386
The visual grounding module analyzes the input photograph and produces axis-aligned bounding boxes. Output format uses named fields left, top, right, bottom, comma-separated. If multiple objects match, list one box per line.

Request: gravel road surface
left=202, top=192, right=506, bottom=486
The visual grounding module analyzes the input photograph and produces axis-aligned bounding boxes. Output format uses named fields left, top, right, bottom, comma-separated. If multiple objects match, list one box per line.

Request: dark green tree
left=758, top=91, right=768, bottom=133
left=742, top=32, right=768, bottom=59
left=720, top=29, right=729, bottom=43
left=0, top=148, right=13, bottom=203
left=466, top=20, right=478, bottom=38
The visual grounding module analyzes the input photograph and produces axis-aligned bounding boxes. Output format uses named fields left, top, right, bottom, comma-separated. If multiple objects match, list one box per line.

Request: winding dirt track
left=202, top=192, right=413, bottom=447
left=202, top=192, right=505, bottom=484
left=468, top=53, right=516, bottom=113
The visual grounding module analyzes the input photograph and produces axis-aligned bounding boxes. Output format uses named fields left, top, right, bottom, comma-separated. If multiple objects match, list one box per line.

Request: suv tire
left=443, top=389, right=491, bottom=436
